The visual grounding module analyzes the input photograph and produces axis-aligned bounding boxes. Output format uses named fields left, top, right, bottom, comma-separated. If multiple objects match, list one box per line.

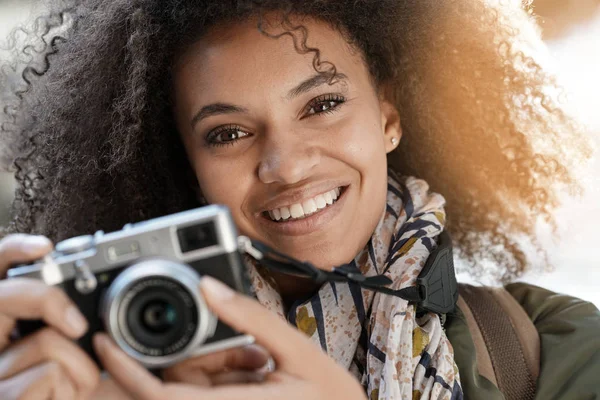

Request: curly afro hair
left=0, top=0, right=593, bottom=282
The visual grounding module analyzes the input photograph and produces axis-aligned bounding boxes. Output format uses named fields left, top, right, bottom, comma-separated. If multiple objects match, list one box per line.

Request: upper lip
left=256, top=181, right=349, bottom=214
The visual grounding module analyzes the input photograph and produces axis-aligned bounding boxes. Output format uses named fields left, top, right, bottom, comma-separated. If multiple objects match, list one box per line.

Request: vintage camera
left=7, top=205, right=254, bottom=369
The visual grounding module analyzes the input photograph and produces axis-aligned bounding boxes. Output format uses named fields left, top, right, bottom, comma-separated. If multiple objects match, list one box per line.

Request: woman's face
left=172, top=17, right=401, bottom=270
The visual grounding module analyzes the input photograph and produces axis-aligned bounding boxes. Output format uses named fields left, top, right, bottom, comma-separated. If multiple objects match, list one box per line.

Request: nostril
left=257, top=146, right=319, bottom=186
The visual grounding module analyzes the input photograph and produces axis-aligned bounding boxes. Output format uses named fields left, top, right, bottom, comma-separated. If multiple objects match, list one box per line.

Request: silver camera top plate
left=7, top=205, right=239, bottom=286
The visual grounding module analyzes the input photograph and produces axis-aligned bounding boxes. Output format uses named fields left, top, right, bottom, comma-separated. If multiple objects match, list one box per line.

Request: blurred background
left=1, top=0, right=599, bottom=304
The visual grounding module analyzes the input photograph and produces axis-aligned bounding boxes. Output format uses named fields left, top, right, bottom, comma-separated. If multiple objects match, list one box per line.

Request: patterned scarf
left=248, top=171, right=463, bottom=399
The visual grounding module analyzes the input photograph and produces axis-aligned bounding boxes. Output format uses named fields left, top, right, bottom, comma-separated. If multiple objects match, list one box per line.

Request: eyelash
left=204, top=94, right=346, bottom=147
left=205, top=124, right=249, bottom=148
left=304, top=93, right=346, bottom=117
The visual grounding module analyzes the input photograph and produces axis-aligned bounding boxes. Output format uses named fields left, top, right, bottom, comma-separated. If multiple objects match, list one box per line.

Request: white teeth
left=314, top=194, right=327, bottom=209
left=272, top=208, right=281, bottom=221
left=302, top=198, right=317, bottom=215
left=328, top=189, right=338, bottom=201
left=290, top=204, right=305, bottom=218
left=266, top=187, right=344, bottom=222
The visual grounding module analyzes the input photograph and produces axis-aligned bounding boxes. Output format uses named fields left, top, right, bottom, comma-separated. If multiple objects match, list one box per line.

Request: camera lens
left=102, top=260, right=216, bottom=368
left=120, top=277, right=199, bottom=357
left=141, top=301, right=177, bottom=333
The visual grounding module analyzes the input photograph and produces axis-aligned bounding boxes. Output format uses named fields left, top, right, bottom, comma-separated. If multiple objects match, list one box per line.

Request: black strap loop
left=246, top=230, right=458, bottom=315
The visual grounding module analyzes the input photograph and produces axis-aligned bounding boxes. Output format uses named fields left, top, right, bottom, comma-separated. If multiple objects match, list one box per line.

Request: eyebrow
left=286, top=72, right=348, bottom=100
left=190, top=72, right=349, bottom=129
left=190, top=103, right=248, bottom=129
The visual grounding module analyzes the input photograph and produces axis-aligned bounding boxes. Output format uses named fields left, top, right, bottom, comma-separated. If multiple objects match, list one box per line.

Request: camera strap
left=237, top=231, right=458, bottom=315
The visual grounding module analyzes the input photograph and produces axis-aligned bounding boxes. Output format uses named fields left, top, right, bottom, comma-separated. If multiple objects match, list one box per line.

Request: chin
left=284, top=241, right=358, bottom=271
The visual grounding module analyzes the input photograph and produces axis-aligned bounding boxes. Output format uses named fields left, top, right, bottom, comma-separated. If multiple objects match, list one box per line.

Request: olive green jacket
left=445, top=283, right=600, bottom=399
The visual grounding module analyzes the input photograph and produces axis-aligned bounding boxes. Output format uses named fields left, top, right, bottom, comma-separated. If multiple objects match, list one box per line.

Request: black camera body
left=8, top=205, right=254, bottom=369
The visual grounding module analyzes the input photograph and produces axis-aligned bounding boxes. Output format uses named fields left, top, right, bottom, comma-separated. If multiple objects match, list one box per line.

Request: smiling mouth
left=262, top=186, right=346, bottom=223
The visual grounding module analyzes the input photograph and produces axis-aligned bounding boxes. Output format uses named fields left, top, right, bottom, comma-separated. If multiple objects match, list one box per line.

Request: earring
left=391, top=137, right=398, bottom=146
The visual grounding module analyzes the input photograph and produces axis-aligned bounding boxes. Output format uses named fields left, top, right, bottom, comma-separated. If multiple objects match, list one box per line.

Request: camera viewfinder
left=177, top=222, right=218, bottom=253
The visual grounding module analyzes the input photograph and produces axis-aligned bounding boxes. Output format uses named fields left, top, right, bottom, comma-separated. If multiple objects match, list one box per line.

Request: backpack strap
left=457, top=284, right=540, bottom=400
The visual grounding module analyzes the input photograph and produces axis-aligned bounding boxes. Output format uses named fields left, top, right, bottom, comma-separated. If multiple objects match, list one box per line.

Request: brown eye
left=308, top=100, right=337, bottom=115
left=216, top=130, right=248, bottom=142
left=305, top=94, right=346, bottom=117
left=206, top=125, right=250, bottom=147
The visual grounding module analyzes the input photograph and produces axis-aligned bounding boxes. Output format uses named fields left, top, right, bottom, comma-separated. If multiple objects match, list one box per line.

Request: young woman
left=0, top=1, right=598, bottom=399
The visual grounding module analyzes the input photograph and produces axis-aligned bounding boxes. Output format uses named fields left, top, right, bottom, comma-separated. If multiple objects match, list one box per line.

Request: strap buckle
left=415, top=231, right=459, bottom=315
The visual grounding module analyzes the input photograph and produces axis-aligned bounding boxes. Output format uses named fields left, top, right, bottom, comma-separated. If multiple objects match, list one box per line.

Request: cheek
left=191, top=155, right=259, bottom=237
left=333, top=111, right=389, bottom=215
left=330, top=110, right=386, bottom=172
left=192, top=154, right=251, bottom=208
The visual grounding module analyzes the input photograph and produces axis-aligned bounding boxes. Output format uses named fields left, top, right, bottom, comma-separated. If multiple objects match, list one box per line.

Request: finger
left=0, top=279, right=88, bottom=338
left=163, top=344, right=269, bottom=382
left=163, top=370, right=266, bottom=387
left=219, top=344, right=270, bottom=370
left=0, top=313, right=15, bottom=351
left=162, top=365, right=212, bottom=387
left=90, top=377, right=137, bottom=400
left=200, top=277, right=328, bottom=377
left=104, top=339, right=291, bottom=400
left=94, top=333, right=164, bottom=400
left=162, top=364, right=212, bottom=387
left=165, top=366, right=266, bottom=386
left=49, top=364, right=77, bottom=400
left=0, top=328, right=100, bottom=398
left=0, top=361, right=74, bottom=400
left=0, top=234, right=53, bottom=276
left=163, top=372, right=299, bottom=400
left=0, top=362, right=56, bottom=400
left=209, top=370, right=267, bottom=386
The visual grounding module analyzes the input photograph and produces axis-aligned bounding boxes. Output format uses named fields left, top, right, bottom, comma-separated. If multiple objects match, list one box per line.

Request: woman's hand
left=0, top=234, right=100, bottom=400
left=95, top=276, right=367, bottom=400
left=162, top=343, right=270, bottom=386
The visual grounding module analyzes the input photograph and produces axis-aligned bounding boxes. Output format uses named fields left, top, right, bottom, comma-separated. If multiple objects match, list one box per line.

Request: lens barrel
left=101, top=260, right=216, bottom=368
left=120, top=277, right=198, bottom=356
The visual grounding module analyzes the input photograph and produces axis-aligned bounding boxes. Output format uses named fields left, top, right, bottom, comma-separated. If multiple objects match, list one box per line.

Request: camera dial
left=55, top=235, right=95, bottom=255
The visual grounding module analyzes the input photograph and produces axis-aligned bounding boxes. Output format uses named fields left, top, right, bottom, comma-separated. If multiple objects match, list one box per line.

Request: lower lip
left=257, top=187, right=349, bottom=236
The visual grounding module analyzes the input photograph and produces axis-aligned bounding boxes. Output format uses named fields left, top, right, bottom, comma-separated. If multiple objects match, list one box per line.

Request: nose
left=257, top=134, right=320, bottom=185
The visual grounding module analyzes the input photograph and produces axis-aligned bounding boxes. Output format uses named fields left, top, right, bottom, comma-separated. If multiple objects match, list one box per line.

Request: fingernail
left=23, top=235, right=52, bottom=249
left=259, top=357, right=276, bottom=373
left=65, top=306, right=88, bottom=336
left=200, top=276, right=234, bottom=301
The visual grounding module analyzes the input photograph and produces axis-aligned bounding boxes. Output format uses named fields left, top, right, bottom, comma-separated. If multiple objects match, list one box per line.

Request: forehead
left=172, top=16, right=368, bottom=103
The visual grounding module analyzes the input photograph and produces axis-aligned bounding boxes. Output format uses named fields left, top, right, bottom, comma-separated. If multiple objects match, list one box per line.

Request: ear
left=379, top=91, right=402, bottom=154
